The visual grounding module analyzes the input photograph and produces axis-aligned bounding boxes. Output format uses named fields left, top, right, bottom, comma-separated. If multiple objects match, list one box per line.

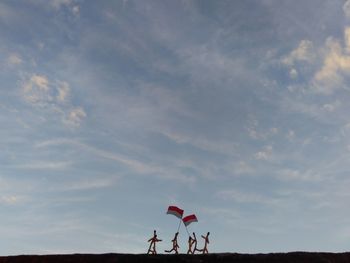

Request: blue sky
left=2, top=0, right=350, bottom=255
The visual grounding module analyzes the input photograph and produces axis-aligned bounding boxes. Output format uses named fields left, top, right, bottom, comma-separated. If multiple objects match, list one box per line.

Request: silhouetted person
left=165, top=232, right=179, bottom=254
left=192, top=232, right=201, bottom=254
left=147, top=230, right=162, bottom=254
left=187, top=233, right=194, bottom=254
left=200, top=232, right=210, bottom=254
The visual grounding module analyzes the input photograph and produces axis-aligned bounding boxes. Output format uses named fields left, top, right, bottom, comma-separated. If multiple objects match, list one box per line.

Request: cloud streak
left=36, top=138, right=195, bottom=184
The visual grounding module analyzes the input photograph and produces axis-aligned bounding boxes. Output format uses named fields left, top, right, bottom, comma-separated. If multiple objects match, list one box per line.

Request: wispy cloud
left=64, top=107, right=86, bottom=128
left=22, top=74, right=51, bottom=105
left=286, top=130, right=295, bottom=141
left=322, top=100, right=341, bottom=112
left=159, top=128, right=238, bottom=156
left=21, top=73, right=86, bottom=128
left=50, top=177, right=117, bottom=192
left=282, top=26, right=350, bottom=95
left=312, top=30, right=350, bottom=94
left=49, top=0, right=80, bottom=16
left=277, top=168, right=322, bottom=182
left=17, top=161, right=72, bottom=170
left=246, top=117, right=279, bottom=141
left=279, top=39, right=314, bottom=82
left=0, top=195, right=25, bottom=205
left=7, top=53, right=22, bottom=66
left=216, top=189, right=281, bottom=206
left=56, top=82, right=70, bottom=103
left=35, top=139, right=195, bottom=184
left=282, top=40, right=314, bottom=66
left=254, top=145, right=273, bottom=161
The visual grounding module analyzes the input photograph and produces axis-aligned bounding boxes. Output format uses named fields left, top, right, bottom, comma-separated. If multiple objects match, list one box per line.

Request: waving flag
left=183, top=214, right=198, bottom=226
left=166, top=206, right=184, bottom=219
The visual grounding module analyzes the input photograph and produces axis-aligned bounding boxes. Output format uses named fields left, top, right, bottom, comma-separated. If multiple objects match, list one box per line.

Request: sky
left=2, top=0, right=350, bottom=255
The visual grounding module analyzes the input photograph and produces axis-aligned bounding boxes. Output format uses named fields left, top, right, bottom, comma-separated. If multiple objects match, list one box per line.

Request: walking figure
left=165, top=232, right=179, bottom=254
left=187, top=233, right=196, bottom=254
left=200, top=232, right=210, bottom=254
left=192, top=232, right=201, bottom=254
left=147, top=230, right=162, bottom=254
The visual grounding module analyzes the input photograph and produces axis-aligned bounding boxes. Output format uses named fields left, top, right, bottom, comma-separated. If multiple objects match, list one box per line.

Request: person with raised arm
left=147, top=230, right=162, bottom=254
left=187, top=234, right=194, bottom=254
left=200, top=232, right=210, bottom=254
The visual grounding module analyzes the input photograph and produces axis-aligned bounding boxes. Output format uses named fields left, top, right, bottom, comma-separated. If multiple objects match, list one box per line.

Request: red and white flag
left=182, top=214, right=198, bottom=226
left=166, top=206, right=184, bottom=219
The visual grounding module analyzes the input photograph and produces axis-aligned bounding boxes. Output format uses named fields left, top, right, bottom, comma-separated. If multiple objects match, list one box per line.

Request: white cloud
left=0, top=195, right=23, bottom=205
left=247, top=126, right=260, bottom=139
left=50, top=0, right=80, bottom=16
left=22, top=74, right=51, bottom=105
left=313, top=39, right=345, bottom=93
left=280, top=34, right=350, bottom=92
left=31, top=75, right=49, bottom=90
left=312, top=28, right=350, bottom=94
left=64, top=107, right=86, bottom=127
left=22, top=74, right=86, bottom=127
left=246, top=118, right=279, bottom=140
left=72, top=5, right=79, bottom=16
left=7, top=53, right=22, bottom=66
left=57, top=82, right=70, bottom=102
left=322, top=100, right=341, bottom=112
left=246, top=117, right=262, bottom=140
left=289, top=68, right=298, bottom=79
left=282, top=40, right=314, bottom=66
left=254, top=145, right=273, bottom=161
left=322, top=104, right=334, bottom=112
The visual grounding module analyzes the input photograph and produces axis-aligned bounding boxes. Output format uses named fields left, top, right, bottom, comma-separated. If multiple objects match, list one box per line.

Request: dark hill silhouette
left=1, top=252, right=350, bottom=263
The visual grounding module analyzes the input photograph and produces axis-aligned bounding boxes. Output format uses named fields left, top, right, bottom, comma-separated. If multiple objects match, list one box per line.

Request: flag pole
left=177, top=217, right=182, bottom=232
left=185, top=225, right=190, bottom=237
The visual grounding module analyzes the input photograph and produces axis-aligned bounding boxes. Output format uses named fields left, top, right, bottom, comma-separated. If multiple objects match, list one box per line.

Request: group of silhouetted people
left=147, top=230, right=210, bottom=254
left=187, top=232, right=209, bottom=254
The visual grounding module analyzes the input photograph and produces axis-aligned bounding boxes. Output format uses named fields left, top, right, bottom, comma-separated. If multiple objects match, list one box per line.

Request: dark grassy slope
left=1, top=252, right=350, bottom=263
